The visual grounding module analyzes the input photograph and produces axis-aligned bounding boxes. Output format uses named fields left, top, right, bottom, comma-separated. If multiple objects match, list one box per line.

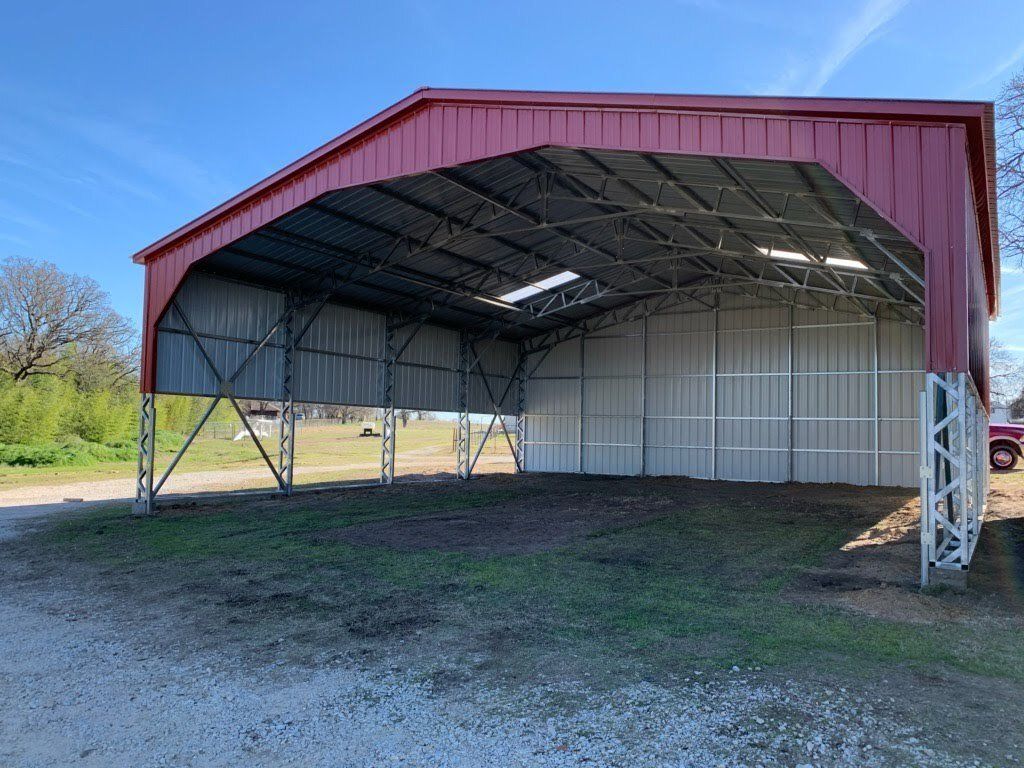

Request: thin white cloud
left=802, top=0, right=909, bottom=96
left=66, top=115, right=233, bottom=203
left=960, top=38, right=1024, bottom=94
left=755, top=0, right=909, bottom=96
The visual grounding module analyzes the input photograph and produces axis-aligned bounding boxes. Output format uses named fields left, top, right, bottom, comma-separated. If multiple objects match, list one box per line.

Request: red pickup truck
left=990, top=423, right=1024, bottom=470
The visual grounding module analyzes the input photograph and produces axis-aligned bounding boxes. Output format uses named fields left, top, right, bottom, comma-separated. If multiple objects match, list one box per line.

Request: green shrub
left=0, top=378, right=66, bottom=443
left=0, top=438, right=137, bottom=468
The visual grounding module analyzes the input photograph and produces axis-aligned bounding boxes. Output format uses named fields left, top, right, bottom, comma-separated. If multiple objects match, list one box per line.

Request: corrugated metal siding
left=524, top=294, right=923, bottom=487
left=155, top=274, right=516, bottom=414
left=139, top=96, right=984, bottom=395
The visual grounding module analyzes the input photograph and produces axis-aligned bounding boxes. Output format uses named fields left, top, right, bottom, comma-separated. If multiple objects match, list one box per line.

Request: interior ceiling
left=198, top=147, right=926, bottom=340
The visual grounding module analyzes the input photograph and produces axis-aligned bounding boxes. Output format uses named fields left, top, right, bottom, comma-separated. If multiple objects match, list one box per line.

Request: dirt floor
left=1, top=470, right=1022, bottom=766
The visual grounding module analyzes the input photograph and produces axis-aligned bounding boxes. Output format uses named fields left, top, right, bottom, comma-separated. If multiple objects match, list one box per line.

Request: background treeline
left=0, top=257, right=148, bottom=466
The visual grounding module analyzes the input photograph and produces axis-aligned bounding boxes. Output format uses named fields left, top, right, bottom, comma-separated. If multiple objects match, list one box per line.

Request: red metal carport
left=131, top=89, right=999, bottom=584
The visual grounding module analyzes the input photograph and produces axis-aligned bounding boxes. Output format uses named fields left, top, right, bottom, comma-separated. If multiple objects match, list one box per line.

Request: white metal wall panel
left=469, top=340, right=518, bottom=414
left=523, top=295, right=923, bottom=487
left=155, top=274, right=516, bottom=414
left=294, top=351, right=379, bottom=405
left=524, top=337, right=581, bottom=473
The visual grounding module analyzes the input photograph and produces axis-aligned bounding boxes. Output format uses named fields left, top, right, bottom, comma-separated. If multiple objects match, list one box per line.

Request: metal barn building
left=132, top=89, right=999, bottom=585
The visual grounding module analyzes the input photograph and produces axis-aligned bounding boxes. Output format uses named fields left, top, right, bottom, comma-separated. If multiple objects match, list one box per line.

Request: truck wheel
left=990, top=445, right=1019, bottom=471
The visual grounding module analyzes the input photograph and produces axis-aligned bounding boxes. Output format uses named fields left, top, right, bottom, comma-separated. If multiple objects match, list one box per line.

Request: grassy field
left=23, top=472, right=1024, bottom=687
left=0, top=419, right=511, bottom=492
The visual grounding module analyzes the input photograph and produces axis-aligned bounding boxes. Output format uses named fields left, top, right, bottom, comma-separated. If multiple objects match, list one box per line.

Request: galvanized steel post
left=456, top=331, right=470, bottom=479
left=710, top=308, right=718, bottom=481
left=380, top=318, right=397, bottom=485
left=515, top=342, right=527, bottom=473
left=920, top=371, right=986, bottom=585
left=787, top=305, right=794, bottom=483
left=639, top=315, right=647, bottom=477
left=578, top=332, right=585, bottom=473
left=134, top=392, right=156, bottom=515
left=278, top=307, right=296, bottom=495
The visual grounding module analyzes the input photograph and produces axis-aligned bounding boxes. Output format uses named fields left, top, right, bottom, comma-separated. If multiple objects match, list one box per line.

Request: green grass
left=0, top=420, right=504, bottom=491
left=31, top=478, right=1024, bottom=685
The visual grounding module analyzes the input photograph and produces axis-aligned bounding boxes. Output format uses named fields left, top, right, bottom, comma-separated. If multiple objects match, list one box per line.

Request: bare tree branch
left=997, top=71, right=1024, bottom=267
left=0, top=257, right=137, bottom=385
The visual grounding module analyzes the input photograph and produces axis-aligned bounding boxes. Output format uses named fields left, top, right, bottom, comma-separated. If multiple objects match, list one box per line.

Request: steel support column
left=787, top=305, right=794, bottom=483
left=639, top=315, right=647, bottom=477
left=133, top=392, right=156, bottom=515
left=919, top=372, right=988, bottom=585
left=457, top=331, right=471, bottom=479
left=380, top=319, right=397, bottom=484
left=278, top=308, right=296, bottom=495
left=710, top=309, right=718, bottom=480
left=578, top=332, right=586, bottom=473
left=515, top=343, right=527, bottom=473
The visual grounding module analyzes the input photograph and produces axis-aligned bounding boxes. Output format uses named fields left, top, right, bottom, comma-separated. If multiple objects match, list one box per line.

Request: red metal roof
left=133, top=88, right=999, bottom=397
left=131, top=88, right=998, bottom=306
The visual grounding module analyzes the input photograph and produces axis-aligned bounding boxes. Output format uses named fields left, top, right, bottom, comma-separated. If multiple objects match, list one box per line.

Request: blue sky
left=2, top=0, right=1023, bottom=351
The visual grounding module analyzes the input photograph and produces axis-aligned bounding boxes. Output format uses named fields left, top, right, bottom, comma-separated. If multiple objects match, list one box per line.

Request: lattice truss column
left=515, top=343, right=527, bottom=473
left=380, top=319, right=397, bottom=485
left=919, top=372, right=989, bottom=584
left=456, top=332, right=471, bottom=480
left=278, top=309, right=296, bottom=494
left=134, top=392, right=156, bottom=515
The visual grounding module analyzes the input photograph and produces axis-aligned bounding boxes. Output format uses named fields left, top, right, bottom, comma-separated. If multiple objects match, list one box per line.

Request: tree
left=0, top=257, right=136, bottom=384
left=991, top=339, right=1024, bottom=405
left=398, top=409, right=411, bottom=428
left=998, top=71, right=1024, bottom=266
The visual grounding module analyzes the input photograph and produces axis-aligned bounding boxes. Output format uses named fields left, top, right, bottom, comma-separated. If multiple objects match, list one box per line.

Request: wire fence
left=200, top=418, right=515, bottom=455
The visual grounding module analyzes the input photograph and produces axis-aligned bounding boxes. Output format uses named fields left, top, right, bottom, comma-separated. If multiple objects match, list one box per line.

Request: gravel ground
left=0, top=453, right=510, bottom=512
left=0, top=494, right=1017, bottom=767
left=0, top=594, right=977, bottom=768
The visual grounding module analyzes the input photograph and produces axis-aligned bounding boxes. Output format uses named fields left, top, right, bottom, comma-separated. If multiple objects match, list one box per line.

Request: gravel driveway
left=0, top=496, right=1016, bottom=767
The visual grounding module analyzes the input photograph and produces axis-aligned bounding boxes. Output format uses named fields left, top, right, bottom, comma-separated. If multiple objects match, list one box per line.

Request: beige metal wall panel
left=154, top=331, right=220, bottom=397
left=879, top=454, right=918, bottom=486
left=717, top=376, right=788, bottom=418
left=794, top=452, right=874, bottom=485
left=299, top=303, right=383, bottom=359
left=531, top=338, right=580, bottom=378
left=793, top=373, right=874, bottom=418
left=395, top=364, right=458, bottom=412
left=645, top=377, right=712, bottom=416
left=644, top=417, right=711, bottom=448
left=584, top=445, right=641, bottom=476
left=716, top=448, right=788, bottom=482
left=584, top=336, right=642, bottom=376
left=164, top=272, right=287, bottom=343
left=294, top=351, right=379, bottom=406
left=584, top=416, right=641, bottom=445
left=157, top=273, right=520, bottom=414
left=794, top=420, right=874, bottom=452
left=879, top=373, right=925, bottom=418
left=645, top=309, right=715, bottom=335
left=524, top=443, right=577, bottom=473
left=717, top=418, right=788, bottom=450
left=400, top=324, right=459, bottom=369
left=719, top=328, right=788, bottom=374
left=583, top=379, right=641, bottom=416
left=793, top=323, right=873, bottom=373
left=879, top=419, right=918, bottom=453
left=646, top=331, right=713, bottom=375
left=878, top=321, right=925, bottom=370
left=526, top=414, right=577, bottom=445
left=154, top=331, right=283, bottom=402
left=526, top=379, right=579, bottom=415
left=644, top=447, right=711, bottom=478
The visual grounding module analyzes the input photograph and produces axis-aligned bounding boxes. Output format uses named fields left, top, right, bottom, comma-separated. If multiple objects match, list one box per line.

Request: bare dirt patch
left=786, top=469, right=1024, bottom=623
left=330, top=478, right=676, bottom=555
